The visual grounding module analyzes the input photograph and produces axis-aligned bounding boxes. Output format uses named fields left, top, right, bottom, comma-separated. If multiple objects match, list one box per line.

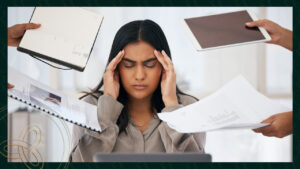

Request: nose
left=134, top=65, right=146, bottom=81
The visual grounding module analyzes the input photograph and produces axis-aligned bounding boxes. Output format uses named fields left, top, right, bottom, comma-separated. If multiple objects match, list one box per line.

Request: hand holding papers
left=8, top=66, right=101, bottom=132
left=158, top=76, right=291, bottom=133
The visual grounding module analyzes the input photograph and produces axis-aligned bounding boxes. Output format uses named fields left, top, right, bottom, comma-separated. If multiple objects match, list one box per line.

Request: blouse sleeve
left=70, top=94, right=123, bottom=162
left=158, top=95, right=206, bottom=153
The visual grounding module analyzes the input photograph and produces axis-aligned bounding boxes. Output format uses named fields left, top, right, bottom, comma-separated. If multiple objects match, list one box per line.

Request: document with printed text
left=158, top=75, right=291, bottom=133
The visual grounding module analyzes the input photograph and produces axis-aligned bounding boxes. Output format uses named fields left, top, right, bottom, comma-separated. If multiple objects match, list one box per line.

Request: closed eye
left=124, top=62, right=135, bottom=68
left=122, top=58, right=136, bottom=68
left=143, top=58, right=157, bottom=68
left=144, top=60, right=157, bottom=68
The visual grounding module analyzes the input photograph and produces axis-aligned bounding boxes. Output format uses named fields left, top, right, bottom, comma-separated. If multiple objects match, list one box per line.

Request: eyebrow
left=122, top=57, right=157, bottom=63
left=122, top=58, right=135, bottom=63
left=143, top=57, right=157, bottom=63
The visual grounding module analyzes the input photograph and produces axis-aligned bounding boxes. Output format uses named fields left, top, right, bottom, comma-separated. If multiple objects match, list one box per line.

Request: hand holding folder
left=8, top=23, right=41, bottom=47
left=17, top=7, right=104, bottom=71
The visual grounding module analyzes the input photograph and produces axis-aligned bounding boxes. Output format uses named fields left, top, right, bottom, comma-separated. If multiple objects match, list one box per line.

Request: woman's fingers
left=154, top=50, right=174, bottom=72
left=114, top=70, right=120, bottom=83
left=24, top=23, right=41, bottom=30
left=245, top=20, right=266, bottom=27
left=8, top=83, right=14, bottom=89
left=253, top=115, right=275, bottom=133
left=106, top=50, right=124, bottom=72
left=154, top=50, right=168, bottom=70
left=259, top=125, right=273, bottom=134
left=103, top=51, right=123, bottom=100
left=261, top=115, right=275, bottom=124
left=161, top=50, right=174, bottom=70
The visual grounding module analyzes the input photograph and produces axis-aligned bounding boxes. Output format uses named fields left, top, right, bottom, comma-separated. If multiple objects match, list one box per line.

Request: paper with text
left=158, top=75, right=291, bottom=133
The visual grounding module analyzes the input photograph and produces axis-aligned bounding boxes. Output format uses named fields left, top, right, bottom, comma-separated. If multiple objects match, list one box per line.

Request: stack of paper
left=158, top=75, right=291, bottom=133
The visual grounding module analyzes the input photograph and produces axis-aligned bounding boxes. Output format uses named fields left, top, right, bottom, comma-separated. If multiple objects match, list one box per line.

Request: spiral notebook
left=8, top=66, right=101, bottom=132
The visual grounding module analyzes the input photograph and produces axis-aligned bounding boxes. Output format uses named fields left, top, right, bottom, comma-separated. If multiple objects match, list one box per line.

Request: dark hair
left=81, top=19, right=197, bottom=133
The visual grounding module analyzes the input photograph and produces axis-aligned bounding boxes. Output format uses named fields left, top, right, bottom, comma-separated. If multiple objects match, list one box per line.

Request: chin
left=128, top=90, right=152, bottom=100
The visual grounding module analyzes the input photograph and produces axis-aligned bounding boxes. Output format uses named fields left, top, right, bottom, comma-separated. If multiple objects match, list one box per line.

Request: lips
left=132, top=84, right=148, bottom=90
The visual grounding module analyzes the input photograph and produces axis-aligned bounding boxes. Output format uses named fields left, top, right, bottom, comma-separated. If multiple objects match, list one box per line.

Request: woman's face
left=118, top=41, right=162, bottom=100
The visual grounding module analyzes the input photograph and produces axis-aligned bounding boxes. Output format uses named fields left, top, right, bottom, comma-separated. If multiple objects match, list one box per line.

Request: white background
left=8, top=7, right=292, bottom=162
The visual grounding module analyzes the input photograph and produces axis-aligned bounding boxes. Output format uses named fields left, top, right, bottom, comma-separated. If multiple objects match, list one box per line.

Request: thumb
left=253, top=115, right=274, bottom=133
left=245, top=20, right=265, bottom=27
left=261, top=115, right=276, bottom=124
left=24, top=23, right=41, bottom=30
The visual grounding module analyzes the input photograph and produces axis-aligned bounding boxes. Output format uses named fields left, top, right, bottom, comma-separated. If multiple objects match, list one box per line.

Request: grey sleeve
left=70, top=94, right=123, bottom=161
left=158, top=95, right=206, bottom=153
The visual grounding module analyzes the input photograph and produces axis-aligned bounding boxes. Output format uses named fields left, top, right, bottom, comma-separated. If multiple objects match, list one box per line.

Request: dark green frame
left=1, top=0, right=298, bottom=169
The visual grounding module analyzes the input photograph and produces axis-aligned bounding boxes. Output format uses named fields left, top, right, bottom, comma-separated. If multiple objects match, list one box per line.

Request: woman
left=70, top=19, right=206, bottom=162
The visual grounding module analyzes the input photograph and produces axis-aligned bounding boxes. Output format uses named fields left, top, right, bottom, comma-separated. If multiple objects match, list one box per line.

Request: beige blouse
left=69, top=94, right=206, bottom=162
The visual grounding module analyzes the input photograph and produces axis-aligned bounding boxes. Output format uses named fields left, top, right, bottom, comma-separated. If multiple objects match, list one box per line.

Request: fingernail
left=246, top=22, right=251, bottom=25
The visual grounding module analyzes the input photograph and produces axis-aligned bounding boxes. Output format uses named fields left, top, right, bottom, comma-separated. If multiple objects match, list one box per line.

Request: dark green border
left=1, top=0, right=298, bottom=169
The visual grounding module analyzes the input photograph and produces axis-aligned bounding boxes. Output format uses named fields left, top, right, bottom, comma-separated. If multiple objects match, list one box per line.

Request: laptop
left=93, top=153, right=212, bottom=162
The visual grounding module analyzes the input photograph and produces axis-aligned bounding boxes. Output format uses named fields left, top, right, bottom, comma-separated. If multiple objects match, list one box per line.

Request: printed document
left=158, top=75, right=291, bottom=133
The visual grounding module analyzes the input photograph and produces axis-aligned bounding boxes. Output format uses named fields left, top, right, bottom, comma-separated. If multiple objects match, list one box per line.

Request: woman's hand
left=253, top=111, right=293, bottom=138
left=8, top=23, right=41, bottom=47
left=246, top=19, right=292, bottom=51
left=154, top=50, right=178, bottom=107
left=8, top=83, right=14, bottom=89
left=103, top=50, right=124, bottom=100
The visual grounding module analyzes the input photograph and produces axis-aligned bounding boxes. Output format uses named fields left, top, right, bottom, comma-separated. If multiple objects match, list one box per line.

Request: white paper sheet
left=158, top=75, right=291, bottom=133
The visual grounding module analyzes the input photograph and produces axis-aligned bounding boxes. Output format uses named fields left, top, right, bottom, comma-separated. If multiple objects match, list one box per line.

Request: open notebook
left=17, top=7, right=104, bottom=71
left=8, top=66, right=101, bottom=132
